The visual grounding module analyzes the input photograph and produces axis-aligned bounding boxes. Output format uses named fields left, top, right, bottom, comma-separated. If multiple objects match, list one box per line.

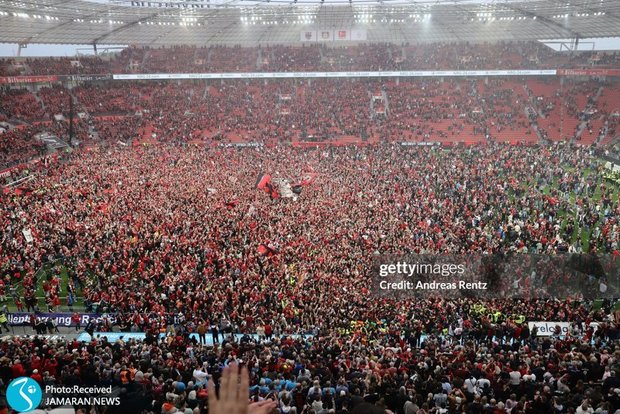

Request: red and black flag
left=255, top=172, right=279, bottom=199
left=265, top=182, right=280, bottom=199
left=255, top=173, right=271, bottom=189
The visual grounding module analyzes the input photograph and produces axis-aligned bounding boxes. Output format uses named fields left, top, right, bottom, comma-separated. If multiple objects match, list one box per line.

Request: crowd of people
left=0, top=322, right=619, bottom=414
left=0, top=89, right=46, bottom=122
left=5, top=143, right=620, bottom=321
left=0, top=40, right=620, bottom=414
left=2, top=77, right=619, bottom=169
left=0, top=42, right=619, bottom=76
left=0, top=142, right=619, bottom=413
left=0, top=40, right=618, bottom=172
left=0, top=127, right=47, bottom=168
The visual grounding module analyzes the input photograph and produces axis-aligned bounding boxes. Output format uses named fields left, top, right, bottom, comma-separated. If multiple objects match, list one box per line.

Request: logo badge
left=7, top=377, right=42, bottom=413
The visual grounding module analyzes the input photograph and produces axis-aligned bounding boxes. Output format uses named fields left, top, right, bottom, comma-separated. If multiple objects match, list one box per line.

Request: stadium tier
left=1, top=75, right=620, bottom=169
left=2, top=17, right=620, bottom=414
left=0, top=43, right=620, bottom=76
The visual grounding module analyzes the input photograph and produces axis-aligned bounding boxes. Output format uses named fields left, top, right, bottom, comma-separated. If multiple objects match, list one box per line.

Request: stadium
left=1, top=0, right=620, bottom=412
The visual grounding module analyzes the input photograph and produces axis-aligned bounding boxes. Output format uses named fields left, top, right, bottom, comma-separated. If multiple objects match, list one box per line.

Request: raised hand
left=207, top=363, right=277, bottom=414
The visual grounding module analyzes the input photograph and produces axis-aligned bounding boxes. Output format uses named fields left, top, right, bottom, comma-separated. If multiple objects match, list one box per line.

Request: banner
left=318, top=30, right=334, bottom=42
left=350, top=29, right=367, bottom=41
left=400, top=142, right=440, bottom=146
left=558, top=68, right=620, bottom=77
left=22, top=228, right=33, bottom=244
left=59, top=74, right=112, bottom=82
left=76, top=332, right=316, bottom=345
left=0, top=334, right=67, bottom=341
left=528, top=321, right=601, bottom=337
left=336, top=30, right=350, bottom=41
left=0, top=68, right=613, bottom=86
left=113, top=69, right=557, bottom=81
left=300, top=29, right=365, bottom=42
left=78, top=332, right=147, bottom=342
left=528, top=321, right=570, bottom=336
left=0, top=75, right=57, bottom=84
left=300, top=31, right=317, bottom=42
left=219, top=142, right=263, bottom=148
left=8, top=312, right=117, bottom=327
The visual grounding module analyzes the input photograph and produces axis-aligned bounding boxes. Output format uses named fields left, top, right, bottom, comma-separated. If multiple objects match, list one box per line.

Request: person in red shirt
left=31, top=369, right=43, bottom=384
left=71, top=312, right=81, bottom=331
left=43, top=357, right=59, bottom=378
left=30, top=354, right=42, bottom=372
left=11, top=359, right=25, bottom=378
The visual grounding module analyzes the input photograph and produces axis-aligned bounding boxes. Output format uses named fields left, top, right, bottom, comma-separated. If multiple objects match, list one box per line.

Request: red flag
left=225, top=199, right=239, bottom=209
left=258, top=243, right=278, bottom=257
left=255, top=173, right=271, bottom=189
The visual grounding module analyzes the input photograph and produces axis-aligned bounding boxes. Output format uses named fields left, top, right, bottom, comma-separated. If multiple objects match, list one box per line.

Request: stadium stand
left=1, top=16, right=620, bottom=414
left=1, top=43, right=619, bottom=75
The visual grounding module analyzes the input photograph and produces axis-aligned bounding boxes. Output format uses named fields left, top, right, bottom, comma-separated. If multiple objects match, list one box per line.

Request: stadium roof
left=0, top=0, right=619, bottom=46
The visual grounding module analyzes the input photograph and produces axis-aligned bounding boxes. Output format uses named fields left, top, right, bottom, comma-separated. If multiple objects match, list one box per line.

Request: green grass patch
left=2, top=262, right=85, bottom=312
left=513, top=159, right=620, bottom=252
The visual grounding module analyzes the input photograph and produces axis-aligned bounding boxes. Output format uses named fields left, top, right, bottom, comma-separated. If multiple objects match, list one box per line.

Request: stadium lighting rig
left=352, top=5, right=432, bottom=24
left=552, top=11, right=605, bottom=18
left=240, top=5, right=317, bottom=25
left=0, top=0, right=618, bottom=45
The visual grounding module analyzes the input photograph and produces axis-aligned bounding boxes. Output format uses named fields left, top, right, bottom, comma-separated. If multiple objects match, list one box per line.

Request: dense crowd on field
left=1, top=77, right=619, bottom=169
left=1, top=143, right=620, bottom=413
left=1, top=42, right=619, bottom=76
left=1, top=40, right=620, bottom=413
left=6, top=144, right=620, bottom=321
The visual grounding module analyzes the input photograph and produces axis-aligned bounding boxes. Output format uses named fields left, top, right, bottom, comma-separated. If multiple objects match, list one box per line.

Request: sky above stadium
left=0, top=43, right=127, bottom=56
